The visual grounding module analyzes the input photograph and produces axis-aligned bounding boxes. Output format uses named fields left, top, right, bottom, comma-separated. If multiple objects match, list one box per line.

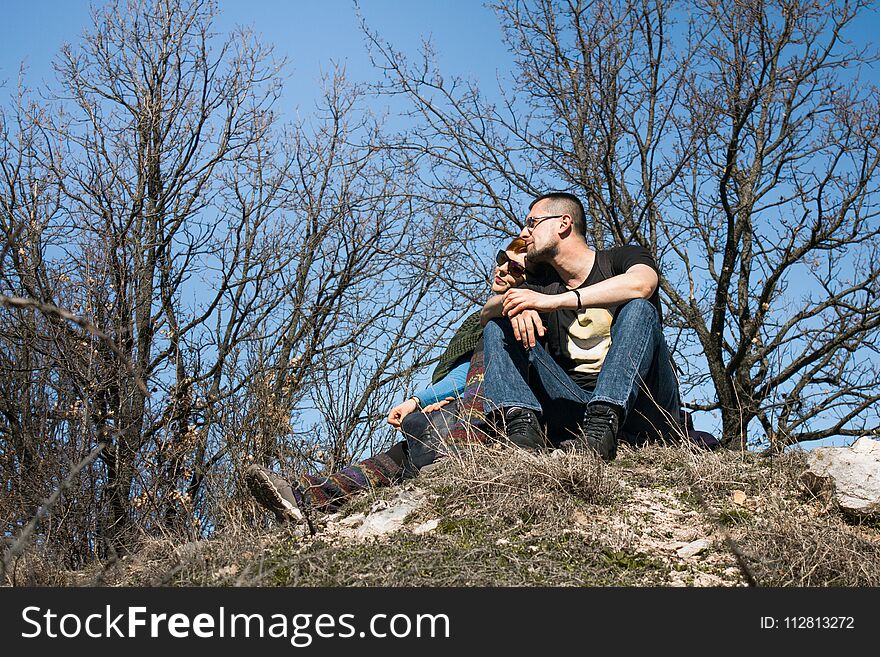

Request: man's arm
left=502, top=264, right=658, bottom=317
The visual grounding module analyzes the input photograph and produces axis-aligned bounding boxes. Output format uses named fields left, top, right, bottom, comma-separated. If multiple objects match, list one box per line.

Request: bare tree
left=0, top=80, right=110, bottom=570
left=1, top=0, right=466, bottom=567
left=367, top=0, right=880, bottom=449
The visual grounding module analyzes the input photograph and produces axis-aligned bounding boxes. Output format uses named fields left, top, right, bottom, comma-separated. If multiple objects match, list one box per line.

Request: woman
left=245, top=238, right=528, bottom=524
left=388, top=237, right=529, bottom=475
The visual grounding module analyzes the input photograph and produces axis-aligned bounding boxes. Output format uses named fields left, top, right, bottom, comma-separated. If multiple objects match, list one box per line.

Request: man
left=481, top=192, right=681, bottom=460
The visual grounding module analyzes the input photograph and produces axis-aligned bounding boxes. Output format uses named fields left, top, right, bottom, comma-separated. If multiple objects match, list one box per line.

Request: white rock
left=356, top=505, right=414, bottom=538
left=355, top=490, right=426, bottom=538
left=336, top=512, right=366, bottom=528
left=369, top=499, right=390, bottom=513
left=676, top=538, right=711, bottom=559
left=803, top=437, right=880, bottom=517
left=412, top=518, right=440, bottom=535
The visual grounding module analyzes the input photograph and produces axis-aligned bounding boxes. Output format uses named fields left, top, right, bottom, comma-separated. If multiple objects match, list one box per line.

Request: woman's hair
left=504, top=235, right=552, bottom=281
left=506, top=236, right=527, bottom=254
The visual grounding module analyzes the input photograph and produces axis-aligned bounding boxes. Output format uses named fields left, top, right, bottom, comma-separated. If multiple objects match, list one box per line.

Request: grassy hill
left=14, top=441, right=880, bottom=587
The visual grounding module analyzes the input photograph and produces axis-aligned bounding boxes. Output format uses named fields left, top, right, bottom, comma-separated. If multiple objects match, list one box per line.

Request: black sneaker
left=500, top=406, right=547, bottom=450
left=579, top=402, right=621, bottom=461
left=245, top=465, right=306, bottom=524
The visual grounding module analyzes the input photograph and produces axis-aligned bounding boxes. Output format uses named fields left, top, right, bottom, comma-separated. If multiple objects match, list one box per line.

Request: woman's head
left=492, top=237, right=527, bottom=293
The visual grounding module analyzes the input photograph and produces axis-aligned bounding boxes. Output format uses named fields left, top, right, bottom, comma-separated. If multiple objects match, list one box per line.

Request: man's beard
left=528, top=241, right=558, bottom=263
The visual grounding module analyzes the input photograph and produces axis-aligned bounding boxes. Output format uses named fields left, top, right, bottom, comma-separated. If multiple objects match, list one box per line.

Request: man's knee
left=614, top=298, right=659, bottom=328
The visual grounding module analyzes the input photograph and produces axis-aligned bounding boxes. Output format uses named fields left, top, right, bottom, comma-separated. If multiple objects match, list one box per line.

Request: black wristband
left=572, top=288, right=583, bottom=311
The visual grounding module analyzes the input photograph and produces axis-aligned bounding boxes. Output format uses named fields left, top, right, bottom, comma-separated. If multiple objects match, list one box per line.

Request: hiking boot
left=499, top=406, right=547, bottom=450
left=245, top=464, right=306, bottom=524
left=559, top=403, right=621, bottom=460
left=579, top=402, right=621, bottom=461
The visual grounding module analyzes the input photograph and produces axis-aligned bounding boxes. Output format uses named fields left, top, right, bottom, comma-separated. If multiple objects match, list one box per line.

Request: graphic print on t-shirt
left=566, top=307, right=613, bottom=379
left=524, top=245, right=660, bottom=391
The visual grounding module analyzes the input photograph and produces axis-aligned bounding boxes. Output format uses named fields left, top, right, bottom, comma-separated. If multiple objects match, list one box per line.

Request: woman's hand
left=422, top=397, right=453, bottom=414
left=387, top=397, right=420, bottom=429
left=508, top=309, right=546, bottom=349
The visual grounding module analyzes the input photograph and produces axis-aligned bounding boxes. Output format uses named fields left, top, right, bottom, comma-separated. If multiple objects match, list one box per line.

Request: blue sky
left=3, top=1, right=878, bottom=451
left=0, top=1, right=513, bottom=111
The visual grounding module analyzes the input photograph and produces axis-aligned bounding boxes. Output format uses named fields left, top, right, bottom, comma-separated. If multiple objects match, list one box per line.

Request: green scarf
left=431, top=311, right=484, bottom=384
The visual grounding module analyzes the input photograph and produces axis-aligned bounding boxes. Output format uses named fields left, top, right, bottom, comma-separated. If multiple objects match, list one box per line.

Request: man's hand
left=387, top=397, right=419, bottom=429
left=502, top=288, right=560, bottom=317
left=509, top=309, right=545, bottom=349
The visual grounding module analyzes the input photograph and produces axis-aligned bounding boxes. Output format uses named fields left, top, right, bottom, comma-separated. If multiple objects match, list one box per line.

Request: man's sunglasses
left=496, top=250, right=526, bottom=277
left=523, top=214, right=564, bottom=231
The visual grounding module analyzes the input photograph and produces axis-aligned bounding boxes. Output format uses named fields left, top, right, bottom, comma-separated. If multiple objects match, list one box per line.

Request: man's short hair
left=529, top=192, right=586, bottom=237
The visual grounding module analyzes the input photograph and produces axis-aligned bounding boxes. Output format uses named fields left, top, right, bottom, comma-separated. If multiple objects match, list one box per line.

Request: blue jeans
left=482, top=298, right=681, bottom=445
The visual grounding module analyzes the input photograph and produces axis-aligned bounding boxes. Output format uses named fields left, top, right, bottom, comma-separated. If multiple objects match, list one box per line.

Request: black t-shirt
left=523, top=246, right=660, bottom=391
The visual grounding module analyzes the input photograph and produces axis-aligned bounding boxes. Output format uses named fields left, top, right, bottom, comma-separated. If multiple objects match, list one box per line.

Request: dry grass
left=736, top=514, right=880, bottom=586
left=620, top=438, right=804, bottom=497
left=425, top=442, right=624, bottom=522
left=8, top=440, right=880, bottom=587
